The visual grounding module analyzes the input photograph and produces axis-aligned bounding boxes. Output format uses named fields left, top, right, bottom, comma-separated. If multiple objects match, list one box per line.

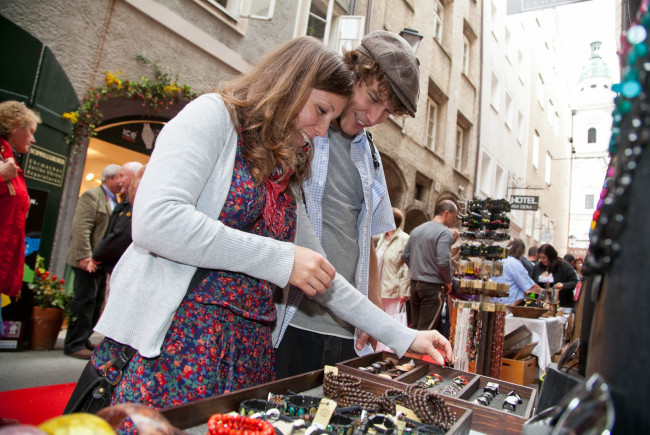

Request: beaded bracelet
left=207, top=413, right=275, bottom=435
left=285, top=395, right=320, bottom=420
left=239, top=398, right=283, bottom=417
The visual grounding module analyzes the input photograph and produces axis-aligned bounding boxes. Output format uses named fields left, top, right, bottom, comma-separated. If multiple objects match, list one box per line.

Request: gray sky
left=557, top=0, right=620, bottom=84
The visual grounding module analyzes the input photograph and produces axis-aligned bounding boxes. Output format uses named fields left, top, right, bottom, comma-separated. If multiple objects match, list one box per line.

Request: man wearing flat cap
left=274, top=30, right=420, bottom=378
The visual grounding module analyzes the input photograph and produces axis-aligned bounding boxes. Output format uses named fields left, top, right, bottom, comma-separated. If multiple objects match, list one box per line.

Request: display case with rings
left=335, top=351, right=537, bottom=434
left=159, top=368, right=473, bottom=434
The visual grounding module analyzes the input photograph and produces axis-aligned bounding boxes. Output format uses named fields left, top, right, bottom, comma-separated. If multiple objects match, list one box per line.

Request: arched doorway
left=380, top=154, right=407, bottom=211
left=52, top=98, right=188, bottom=274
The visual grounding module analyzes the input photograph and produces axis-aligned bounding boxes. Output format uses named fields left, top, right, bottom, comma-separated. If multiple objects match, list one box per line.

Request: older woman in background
left=0, top=100, right=41, bottom=298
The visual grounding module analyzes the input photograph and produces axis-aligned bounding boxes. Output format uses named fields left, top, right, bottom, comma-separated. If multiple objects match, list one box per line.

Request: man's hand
left=408, top=330, right=454, bottom=366
left=0, top=158, right=19, bottom=182
left=290, top=246, right=336, bottom=297
left=444, top=282, right=452, bottom=295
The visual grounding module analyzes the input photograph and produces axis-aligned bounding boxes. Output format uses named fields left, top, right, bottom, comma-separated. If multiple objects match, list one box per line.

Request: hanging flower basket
left=62, top=55, right=197, bottom=166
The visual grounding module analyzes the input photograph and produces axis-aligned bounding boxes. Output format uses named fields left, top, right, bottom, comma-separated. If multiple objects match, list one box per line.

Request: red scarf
left=263, top=172, right=292, bottom=238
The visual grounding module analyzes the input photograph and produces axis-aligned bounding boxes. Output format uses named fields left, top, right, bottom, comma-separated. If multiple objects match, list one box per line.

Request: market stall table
left=504, top=315, right=567, bottom=373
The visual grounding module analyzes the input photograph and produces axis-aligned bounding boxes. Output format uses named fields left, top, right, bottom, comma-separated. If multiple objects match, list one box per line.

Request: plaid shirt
left=276, top=129, right=395, bottom=349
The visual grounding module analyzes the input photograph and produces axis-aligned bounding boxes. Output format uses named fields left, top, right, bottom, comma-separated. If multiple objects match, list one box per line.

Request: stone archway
left=380, top=153, right=407, bottom=210
left=51, top=97, right=189, bottom=274
left=404, top=208, right=429, bottom=234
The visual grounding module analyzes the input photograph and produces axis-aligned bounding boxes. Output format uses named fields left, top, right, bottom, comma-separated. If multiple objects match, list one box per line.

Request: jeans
left=409, top=280, right=444, bottom=332
left=274, top=326, right=357, bottom=379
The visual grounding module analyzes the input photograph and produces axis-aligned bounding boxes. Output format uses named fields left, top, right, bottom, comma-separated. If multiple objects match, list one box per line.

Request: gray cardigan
left=95, top=94, right=415, bottom=358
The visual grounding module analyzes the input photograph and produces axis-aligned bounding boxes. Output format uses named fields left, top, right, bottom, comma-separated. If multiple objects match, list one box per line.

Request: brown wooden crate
left=500, top=356, right=537, bottom=386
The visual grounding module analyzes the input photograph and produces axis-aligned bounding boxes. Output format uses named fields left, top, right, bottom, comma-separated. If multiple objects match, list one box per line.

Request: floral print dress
left=90, top=142, right=296, bottom=415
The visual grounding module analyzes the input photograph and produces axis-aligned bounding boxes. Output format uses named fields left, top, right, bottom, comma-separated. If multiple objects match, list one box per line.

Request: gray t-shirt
left=291, top=125, right=363, bottom=338
left=401, top=221, right=453, bottom=285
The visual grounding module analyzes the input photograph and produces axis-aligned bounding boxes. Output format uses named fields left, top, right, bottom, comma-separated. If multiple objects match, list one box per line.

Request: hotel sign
left=510, top=195, right=539, bottom=211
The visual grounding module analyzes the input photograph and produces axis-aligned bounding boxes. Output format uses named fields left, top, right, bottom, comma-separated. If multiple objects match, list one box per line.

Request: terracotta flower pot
left=30, top=306, right=64, bottom=350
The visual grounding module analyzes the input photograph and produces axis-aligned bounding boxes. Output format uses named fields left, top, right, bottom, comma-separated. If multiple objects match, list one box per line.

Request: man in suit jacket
left=93, top=162, right=144, bottom=274
left=64, top=164, right=120, bottom=359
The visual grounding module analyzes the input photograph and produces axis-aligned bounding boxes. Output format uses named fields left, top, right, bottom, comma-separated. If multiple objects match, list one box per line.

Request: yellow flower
left=104, top=70, right=122, bottom=89
left=164, top=83, right=180, bottom=94
left=62, top=112, right=78, bottom=123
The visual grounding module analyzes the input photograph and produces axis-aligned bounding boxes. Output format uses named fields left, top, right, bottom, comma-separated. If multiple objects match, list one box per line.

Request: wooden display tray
left=160, top=369, right=473, bottom=434
left=337, top=352, right=536, bottom=435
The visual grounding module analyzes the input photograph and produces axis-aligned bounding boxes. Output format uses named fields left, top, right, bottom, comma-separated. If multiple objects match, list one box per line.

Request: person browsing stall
left=274, top=31, right=432, bottom=378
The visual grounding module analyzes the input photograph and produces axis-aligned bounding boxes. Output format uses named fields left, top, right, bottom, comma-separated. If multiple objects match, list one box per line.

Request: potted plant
left=27, top=256, right=72, bottom=350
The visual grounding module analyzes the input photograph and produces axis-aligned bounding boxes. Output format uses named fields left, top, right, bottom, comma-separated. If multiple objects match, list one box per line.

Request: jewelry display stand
left=160, top=369, right=473, bottom=434
left=336, top=351, right=536, bottom=434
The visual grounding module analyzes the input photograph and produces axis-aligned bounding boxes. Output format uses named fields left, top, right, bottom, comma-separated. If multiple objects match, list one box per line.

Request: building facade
left=355, top=0, right=482, bottom=232
left=567, top=41, right=614, bottom=257
left=476, top=2, right=573, bottom=252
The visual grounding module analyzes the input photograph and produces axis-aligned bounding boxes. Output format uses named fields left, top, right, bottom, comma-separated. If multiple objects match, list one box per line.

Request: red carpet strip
left=0, top=383, right=76, bottom=426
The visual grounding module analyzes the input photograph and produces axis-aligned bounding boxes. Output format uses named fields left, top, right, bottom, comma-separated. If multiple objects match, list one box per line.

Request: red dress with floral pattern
left=90, top=143, right=296, bottom=416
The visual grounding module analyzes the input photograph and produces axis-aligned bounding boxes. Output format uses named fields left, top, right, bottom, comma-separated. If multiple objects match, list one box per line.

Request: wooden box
left=160, top=369, right=473, bottom=434
left=500, top=356, right=537, bottom=386
left=337, top=351, right=536, bottom=435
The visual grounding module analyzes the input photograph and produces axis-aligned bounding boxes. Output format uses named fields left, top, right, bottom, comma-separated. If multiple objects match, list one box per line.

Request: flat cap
left=357, top=30, right=420, bottom=117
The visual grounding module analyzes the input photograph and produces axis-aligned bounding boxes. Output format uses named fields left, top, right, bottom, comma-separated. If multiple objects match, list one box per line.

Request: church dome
left=578, top=41, right=612, bottom=82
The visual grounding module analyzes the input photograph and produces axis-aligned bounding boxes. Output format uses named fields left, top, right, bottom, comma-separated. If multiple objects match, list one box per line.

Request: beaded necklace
left=584, top=2, right=650, bottom=276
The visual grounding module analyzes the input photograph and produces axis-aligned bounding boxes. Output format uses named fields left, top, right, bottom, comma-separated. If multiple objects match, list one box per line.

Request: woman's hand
left=290, top=246, right=336, bottom=297
left=0, top=158, right=19, bottom=182
left=553, top=282, right=564, bottom=290
left=408, top=330, right=455, bottom=366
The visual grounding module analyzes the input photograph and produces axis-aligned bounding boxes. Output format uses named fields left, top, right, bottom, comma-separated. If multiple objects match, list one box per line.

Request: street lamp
left=399, top=28, right=424, bottom=53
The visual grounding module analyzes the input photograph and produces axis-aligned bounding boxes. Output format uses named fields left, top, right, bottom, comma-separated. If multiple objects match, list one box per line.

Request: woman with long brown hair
left=86, top=37, right=353, bottom=413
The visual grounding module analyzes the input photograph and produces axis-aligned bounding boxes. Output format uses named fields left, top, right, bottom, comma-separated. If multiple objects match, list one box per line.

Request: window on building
left=505, top=92, right=513, bottom=129
left=525, top=210, right=533, bottom=236
left=533, top=131, right=539, bottom=169
left=491, top=72, right=500, bottom=112
left=490, top=1, right=499, bottom=41
left=554, top=112, right=559, bottom=136
left=517, top=111, right=525, bottom=145
left=433, top=0, right=444, bottom=43
left=537, top=74, right=544, bottom=107
left=426, top=98, right=439, bottom=153
left=239, top=0, right=276, bottom=19
left=505, top=27, right=512, bottom=63
left=518, top=50, right=525, bottom=83
left=495, top=164, right=506, bottom=198
left=585, top=194, right=595, bottom=209
left=545, top=152, right=552, bottom=185
left=547, top=100, right=554, bottom=125
left=480, top=152, right=491, bottom=195
left=334, top=15, right=364, bottom=53
left=588, top=127, right=597, bottom=143
left=204, top=0, right=241, bottom=18
left=462, top=36, right=470, bottom=75
left=455, top=124, right=470, bottom=172
left=306, top=1, right=328, bottom=40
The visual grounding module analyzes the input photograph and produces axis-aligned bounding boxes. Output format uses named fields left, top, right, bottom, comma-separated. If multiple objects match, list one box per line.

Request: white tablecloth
left=504, top=315, right=567, bottom=373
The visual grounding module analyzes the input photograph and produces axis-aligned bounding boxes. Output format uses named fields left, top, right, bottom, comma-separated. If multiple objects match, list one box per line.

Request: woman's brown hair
left=219, top=37, right=354, bottom=185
